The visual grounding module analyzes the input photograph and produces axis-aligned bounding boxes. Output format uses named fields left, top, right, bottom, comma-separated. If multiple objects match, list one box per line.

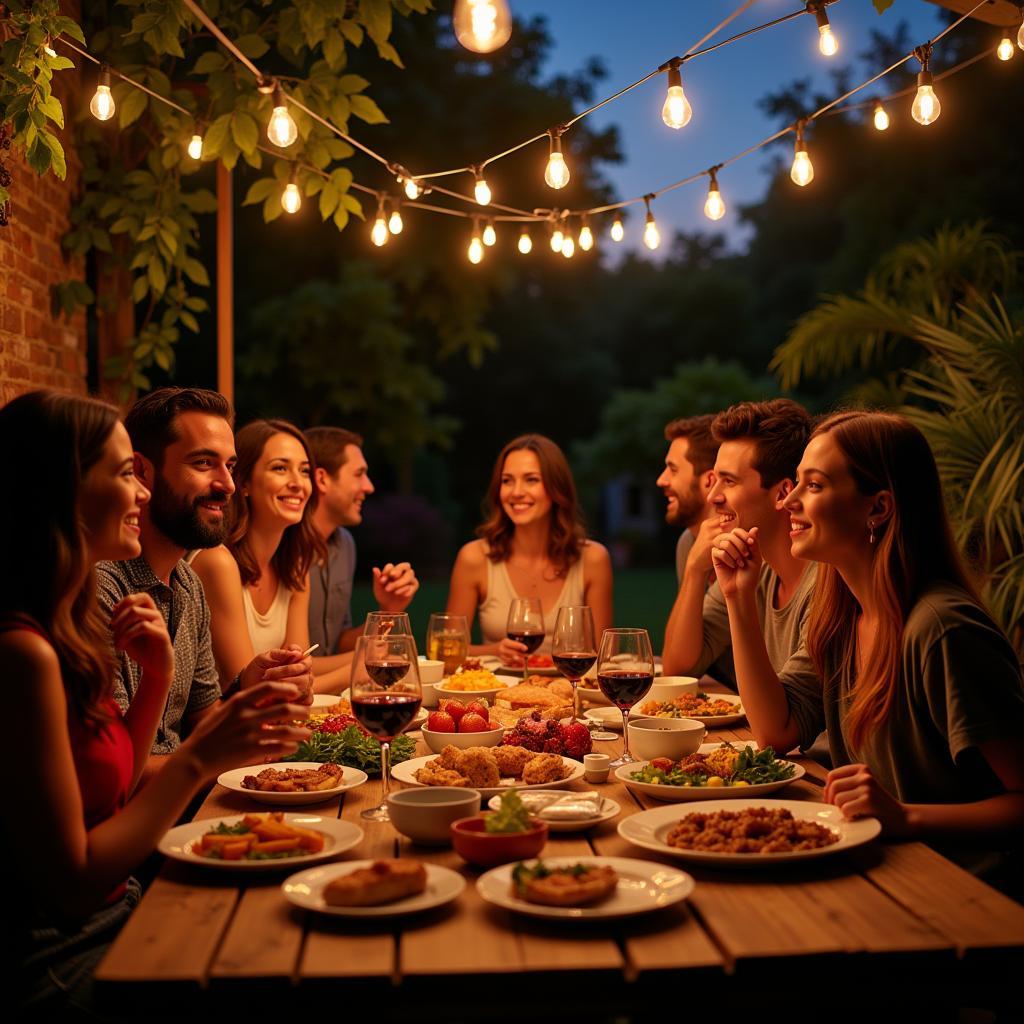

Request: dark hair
left=664, top=414, right=717, bottom=474
left=125, top=387, right=233, bottom=466
left=0, top=389, right=120, bottom=726
left=227, top=419, right=324, bottom=591
left=477, top=434, right=586, bottom=575
left=712, top=399, right=811, bottom=487
left=304, top=426, right=364, bottom=477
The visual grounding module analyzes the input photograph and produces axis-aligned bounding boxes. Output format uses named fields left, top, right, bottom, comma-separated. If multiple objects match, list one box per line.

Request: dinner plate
left=159, top=813, right=364, bottom=871
left=476, top=856, right=694, bottom=919
left=311, top=693, right=342, bottom=709
left=486, top=790, right=620, bottom=832
left=282, top=860, right=465, bottom=917
left=617, top=798, right=881, bottom=867
left=583, top=707, right=624, bottom=730
left=391, top=754, right=586, bottom=799
left=633, top=695, right=746, bottom=728
left=217, top=761, right=368, bottom=806
left=614, top=757, right=805, bottom=802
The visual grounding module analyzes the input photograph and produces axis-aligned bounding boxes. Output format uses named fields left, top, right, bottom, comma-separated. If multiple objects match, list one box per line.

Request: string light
left=371, top=196, right=389, bottom=246
left=1019, top=7, right=1024, bottom=50
left=187, top=131, right=204, bottom=160
left=997, top=34, right=1015, bottom=61
left=90, top=66, right=115, bottom=121
left=453, top=0, right=512, bottom=55
left=472, top=167, right=492, bottom=206
left=544, top=128, right=570, bottom=190
left=661, top=59, right=693, bottom=129
left=267, top=84, right=298, bottom=147
left=561, top=232, right=575, bottom=258
left=518, top=226, right=533, bottom=254
left=402, top=176, right=423, bottom=199
left=610, top=216, right=625, bottom=243
left=872, top=100, right=890, bottom=131
left=911, top=45, right=940, bottom=125
left=282, top=167, right=302, bottom=214
left=811, top=3, right=839, bottom=57
left=790, top=122, right=814, bottom=186
left=482, top=218, right=496, bottom=246
left=550, top=221, right=564, bottom=252
left=703, top=168, right=725, bottom=221
left=468, top=218, right=484, bottom=264
left=388, top=201, right=404, bottom=235
left=578, top=216, right=594, bottom=251
left=642, top=196, right=660, bottom=250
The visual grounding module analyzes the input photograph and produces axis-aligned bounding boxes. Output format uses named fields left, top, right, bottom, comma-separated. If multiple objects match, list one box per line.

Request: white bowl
left=417, top=657, right=445, bottom=684
left=626, top=717, right=706, bottom=761
left=386, top=787, right=481, bottom=845
left=646, top=677, right=699, bottom=703
left=420, top=723, right=505, bottom=753
left=432, top=681, right=507, bottom=706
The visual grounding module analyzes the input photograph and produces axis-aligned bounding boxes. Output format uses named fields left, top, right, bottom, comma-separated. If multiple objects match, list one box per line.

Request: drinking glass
left=364, top=611, right=414, bottom=643
left=551, top=606, right=596, bottom=723
left=596, top=628, right=655, bottom=769
left=425, top=613, right=469, bottom=675
left=350, top=633, right=422, bottom=822
left=506, top=597, right=544, bottom=682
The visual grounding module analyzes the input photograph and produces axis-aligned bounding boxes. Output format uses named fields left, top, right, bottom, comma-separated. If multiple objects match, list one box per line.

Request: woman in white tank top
left=446, top=434, right=613, bottom=661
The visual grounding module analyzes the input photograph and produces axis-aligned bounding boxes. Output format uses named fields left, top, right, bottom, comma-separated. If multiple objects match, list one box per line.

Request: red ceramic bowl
left=449, top=815, right=548, bottom=867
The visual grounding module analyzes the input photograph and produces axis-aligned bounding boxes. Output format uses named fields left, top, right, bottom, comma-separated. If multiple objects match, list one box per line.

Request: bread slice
left=323, top=859, right=427, bottom=906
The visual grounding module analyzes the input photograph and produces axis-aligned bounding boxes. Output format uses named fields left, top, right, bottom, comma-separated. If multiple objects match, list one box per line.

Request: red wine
left=507, top=630, right=545, bottom=654
left=553, top=652, right=597, bottom=679
left=597, top=669, right=654, bottom=709
left=364, top=658, right=411, bottom=686
left=352, top=693, right=422, bottom=740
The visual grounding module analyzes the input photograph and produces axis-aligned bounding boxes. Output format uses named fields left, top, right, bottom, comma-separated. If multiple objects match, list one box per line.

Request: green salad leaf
left=284, top=724, right=416, bottom=774
left=484, top=789, right=531, bottom=834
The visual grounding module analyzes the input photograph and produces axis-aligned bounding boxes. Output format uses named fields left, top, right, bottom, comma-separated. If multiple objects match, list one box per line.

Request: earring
left=868, top=520, right=876, bottom=545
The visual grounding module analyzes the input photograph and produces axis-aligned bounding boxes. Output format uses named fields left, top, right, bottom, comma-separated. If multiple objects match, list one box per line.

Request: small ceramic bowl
left=627, top=716, right=706, bottom=761
left=646, top=676, right=700, bottom=704
left=417, top=658, right=446, bottom=707
left=449, top=815, right=548, bottom=867
left=386, top=787, right=481, bottom=845
left=433, top=681, right=508, bottom=706
left=420, top=723, right=505, bottom=753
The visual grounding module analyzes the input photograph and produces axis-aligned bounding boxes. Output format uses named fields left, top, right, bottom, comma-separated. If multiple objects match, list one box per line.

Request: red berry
left=558, top=722, right=592, bottom=759
left=440, top=698, right=467, bottom=722
left=459, top=712, right=490, bottom=733
left=543, top=737, right=564, bottom=754
left=464, top=700, right=489, bottom=719
left=427, top=710, right=456, bottom=733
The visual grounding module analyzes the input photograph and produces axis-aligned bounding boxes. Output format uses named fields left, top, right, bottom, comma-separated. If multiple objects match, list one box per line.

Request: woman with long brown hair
left=447, top=434, right=612, bottom=659
left=711, top=410, right=1024, bottom=846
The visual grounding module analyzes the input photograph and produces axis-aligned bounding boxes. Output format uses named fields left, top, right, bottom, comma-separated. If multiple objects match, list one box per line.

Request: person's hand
left=182, top=681, right=311, bottom=776
left=685, top=514, right=725, bottom=578
left=497, top=636, right=529, bottom=666
left=372, top=562, right=419, bottom=612
left=825, top=763, right=912, bottom=837
left=240, top=646, right=314, bottom=705
left=711, top=526, right=762, bottom=600
left=109, top=594, right=174, bottom=690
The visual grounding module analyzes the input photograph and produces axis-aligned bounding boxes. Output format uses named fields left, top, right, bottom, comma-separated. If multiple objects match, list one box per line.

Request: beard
left=665, top=482, right=706, bottom=529
left=148, top=475, right=230, bottom=550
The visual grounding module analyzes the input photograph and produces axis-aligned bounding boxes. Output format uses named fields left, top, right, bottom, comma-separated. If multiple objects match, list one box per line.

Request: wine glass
left=426, top=613, right=469, bottom=675
left=350, top=633, right=422, bottom=822
left=551, top=606, right=596, bottom=723
left=364, top=611, right=413, bottom=641
left=506, top=597, right=544, bottom=682
left=596, top=628, right=655, bottom=769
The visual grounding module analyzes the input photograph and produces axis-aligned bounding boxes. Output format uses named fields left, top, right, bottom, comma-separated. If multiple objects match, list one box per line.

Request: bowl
left=626, top=716, right=706, bottom=761
left=646, top=676, right=700, bottom=704
left=450, top=815, right=548, bottom=867
left=433, top=680, right=507, bottom=706
left=387, top=787, right=481, bottom=845
left=417, top=658, right=446, bottom=707
left=420, top=723, right=505, bottom=753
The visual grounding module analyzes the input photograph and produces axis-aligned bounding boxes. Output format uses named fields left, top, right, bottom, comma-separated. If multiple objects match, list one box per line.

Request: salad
left=285, top=712, right=417, bottom=774
left=630, top=743, right=796, bottom=788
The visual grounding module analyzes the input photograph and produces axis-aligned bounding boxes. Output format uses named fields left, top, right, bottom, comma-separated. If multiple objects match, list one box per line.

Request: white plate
left=583, top=707, right=624, bottom=730
left=311, top=693, right=341, bottom=709
left=477, top=856, right=694, bottom=919
left=486, top=791, right=620, bottom=832
left=282, top=860, right=465, bottom=917
left=617, top=798, right=881, bottom=867
left=159, top=813, right=364, bottom=871
left=391, top=754, right=586, bottom=799
left=216, top=762, right=368, bottom=806
left=615, top=757, right=805, bottom=802
left=633, top=695, right=746, bottom=728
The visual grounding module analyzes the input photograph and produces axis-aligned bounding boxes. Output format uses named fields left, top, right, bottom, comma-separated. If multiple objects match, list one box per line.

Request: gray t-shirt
left=308, top=527, right=356, bottom=656
left=675, top=529, right=695, bottom=585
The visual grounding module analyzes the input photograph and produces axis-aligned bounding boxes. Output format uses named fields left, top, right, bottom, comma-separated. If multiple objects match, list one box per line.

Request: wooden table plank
left=209, top=885, right=305, bottom=980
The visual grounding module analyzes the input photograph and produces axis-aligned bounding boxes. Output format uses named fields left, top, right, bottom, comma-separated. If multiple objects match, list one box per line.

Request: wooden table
left=96, top=712, right=1024, bottom=1017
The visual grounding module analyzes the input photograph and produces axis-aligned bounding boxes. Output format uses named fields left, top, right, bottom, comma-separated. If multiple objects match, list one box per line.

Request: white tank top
left=241, top=584, right=292, bottom=654
left=477, top=555, right=585, bottom=652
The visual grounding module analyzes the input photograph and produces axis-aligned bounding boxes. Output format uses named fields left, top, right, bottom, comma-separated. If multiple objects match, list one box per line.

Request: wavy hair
left=0, top=390, right=120, bottom=727
left=804, top=410, right=979, bottom=751
left=227, top=419, right=324, bottom=590
left=476, top=434, right=586, bottom=575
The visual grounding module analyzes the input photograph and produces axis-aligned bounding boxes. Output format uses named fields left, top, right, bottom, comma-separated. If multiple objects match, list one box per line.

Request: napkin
left=518, top=792, right=603, bottom=821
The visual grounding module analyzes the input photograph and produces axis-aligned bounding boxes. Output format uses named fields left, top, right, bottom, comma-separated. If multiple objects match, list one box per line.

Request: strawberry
left=427, top=710, right=456, bottom=733
left=459, top=712, right=490, bottom=733
left=464, top=700, right=490, bottom=719
left=558, top=721, right=592, bottom=759
left=440, top=698, right=467, bottom=723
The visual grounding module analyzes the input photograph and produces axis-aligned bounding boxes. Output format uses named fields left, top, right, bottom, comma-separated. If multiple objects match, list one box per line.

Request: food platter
left=616, top=798, right=881, bottom=868
left=216, top=761, right=368, bottom=806
left=614, top=757, right=804, bottom=802
left=583, top=707, right=624, bottom=730
left=391, top=754, right=586, bottom=799
left=282, top=860, right=465, bottom=917
left=486, top=790, right=620, bottom=832
left=635, top=695, right=746, bottom=728
left=476, top=856, right=694, bottom=919
left=481, top=655, right=559, bottom=678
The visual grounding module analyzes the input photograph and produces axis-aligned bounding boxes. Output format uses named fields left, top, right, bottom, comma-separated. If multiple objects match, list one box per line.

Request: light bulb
left=267, top=86, right=298, bottom=147
left=544, top=132, right=570, bottom=189
left=90, top=69, right=115, bottom=122
left=403, top=177, right=423, bottom=200
left=371, top=214, right=389, bottom=247
left=661, top=66, right=692, bottom=129
left=997, top=35, right=1014, bottom=61
left=187, top=133, right=203, bottom=160
left=1019, top=16, right=1024, bottom=49
left=561, top=234, right=575, bottom=259
left=873, top=102, right=890, bottom=131
left=704, top=176, right=725, bottom=221
left=550, top=226, right=564, bottom=252
left=911, top=70, right=940, bottom=125
left=473, top=172, right=492, bottom=206
left=610, top=217, right=624, bottom=242
left=482, top=220, right=496, bottom=246
left=454, top=0, right=512, bottom=54
left=468, top=234, right=484, bottom=264
left=518, top=228, right=533, bottom=254
left=282, top=181, right=302, bottom=214
left=791, top=133, right=814, bottom=186
left=814, top=6, right=838, bottom=56
left=643, top=213, right=660, bottom=251
left=578, top=224, right=593, bottom=251
left=388, top=209, right=404, bottom=234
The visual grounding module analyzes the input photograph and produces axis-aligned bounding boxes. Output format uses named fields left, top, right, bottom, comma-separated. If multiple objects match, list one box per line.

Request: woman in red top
left=0, top=390, right=311, bottom=1010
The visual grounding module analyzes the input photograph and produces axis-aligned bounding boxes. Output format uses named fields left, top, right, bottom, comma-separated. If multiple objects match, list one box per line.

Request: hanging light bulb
left=388, top=202, right=404, bottom=235
left=812, top=4, right=839, bottom=57
left=550, top=223, right=564, bottom=252
left=468, top=218, right=484, bottom=264
left=187, top=131, right=204, bottom=160
left=790, top=124, right=814, bottom=186
left=703, top=169, right=725, bottom=221
left=453, top=0, right=512, bottom=54
left=518, top=226, right=533, bottom=254
left=561, top=233, right=575, bottom=259
left=90, top=67, right=115, bottom=122
left=267, top=84, right=298, bottom=147
left=642, top=197, right=660, bottom=251
left=473, top=167, right=492, bottom=206
left=661, top=61, right=692, bottom=129
left=403, top=177, right=423, bottom=200
left=481, top=219, right=497, bottom=246
left=544, top=129, right=570, bottom=190
left=872, top=100, right=890, bottom=131
left=578, top=217, right=594, bottom=251
left=1019, top=10, right=1024, bottom=50
left=610, top=216, right=625, bottom=242
left=371, top=197, right=389, bottom=247
left=911, top=48, right=940, bottom=125
left=997, top=34, right=1015, bottom=61
left=282, top=168, right=302, bottom=215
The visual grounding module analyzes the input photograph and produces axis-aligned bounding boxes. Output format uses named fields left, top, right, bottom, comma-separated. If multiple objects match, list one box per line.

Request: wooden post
left=216, top=161, right=233, bottom=405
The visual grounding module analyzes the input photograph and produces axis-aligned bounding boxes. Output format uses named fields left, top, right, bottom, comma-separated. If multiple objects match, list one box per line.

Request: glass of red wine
left=350, top=633, right=422, bottom=822
left=596, top=627, right=655, bottom=768
left=506, top=597, right=545, bottom=682
left=552, top=606, right=596, bottom=724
